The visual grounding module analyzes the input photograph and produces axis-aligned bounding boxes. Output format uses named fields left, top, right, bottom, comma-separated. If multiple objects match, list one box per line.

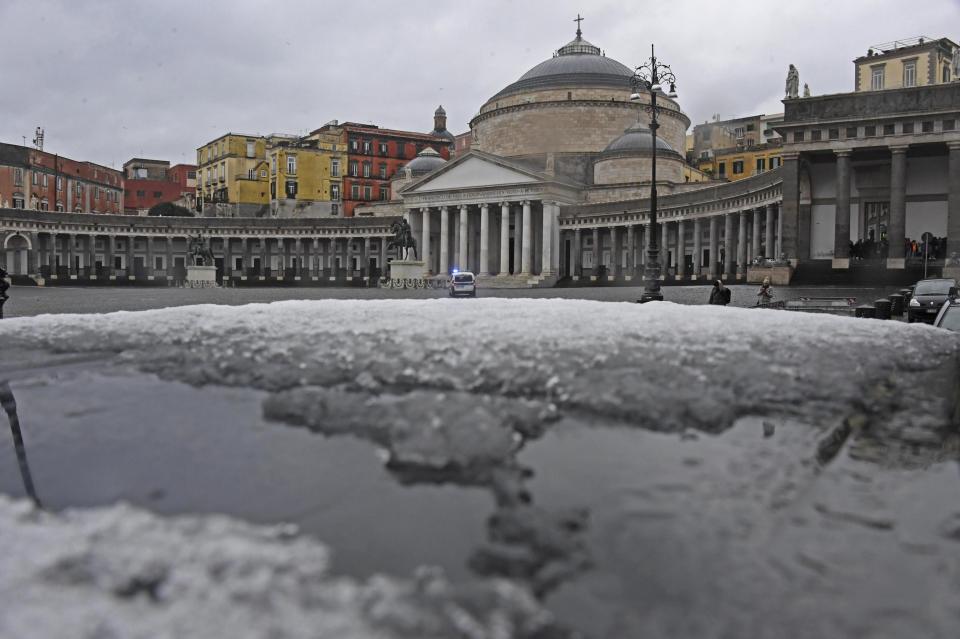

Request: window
left=39, top=199, right=48, bottom=211
left=271, top=156, right=277, bottom=175
left=42, top=173, right=48, bottom=187
left=260, top=169, right=267, bottom=178
left=363, top=141, right=371, bottom=154
left=248, top=169, right=255, bottom=179
left=379, top=164, right=387, bottom=179
left=903, top=61, right=916, bottom=88
left=378, top=143, right=387, bottom=155
left=829, top=128, right=839, bottom=140
left=94, top=186, right=100, bottom=199
left=331, top=203, right=339, bottom=215
left=362, top=162, right=371, bottom=178
left=734, top=127, right=745, bottom=139
left=350, top=139, right=358, bottom=151
left=846, top=127, right=858, bottom=138
left=379, top=186, right=388, bottom=201
left=349, top=160, right=358, bottom=176
left=944, top=119, right=956, bottom=132
left=732, top=160, right=744, bottom=175
left=770, top=157, right=781, bottom=169
left=871, top=66, right=885, bottom=90
left=13, top=168, right=22, bottom=185
left=746, top=124, right=755, bottom=132
left=865, top=125, right=876, bottom=137
left=902, top=122, right=914, bottom=134
left=922, top=120, right=934, bottom=133
left=287, top=155, right=297, bottom=174
left=811, top=130, right=822, bottom=141
left=331, top=158, right=340, bottom=177
left=745, top=138, right=754, bottom=147
left=285, top=180, right=297, bottom=198
left=153, top=191, right=163, bottom=198
left=363, top=185, right=372, bottom=200
left=56, top=202, right=64, bottom=212
left=883, top=123, right=895, bottom=135
left=351, top=184, right=359, bottom=199
left=944, top=65, right=952, bottom=83
left=246, top=141, right=255, bottom=158
left=330, top=184, right=340, bottom=200
left=718, top=162, right=726, bottom=177
left=756, top=158, right=766, bottom=173
left=12, top=194, right=24, bottom=208
left=188, top=170, right=196, bottom=179
left=136, top=190, right=146, bottom=197
left=32, top=172, right=38, bottom=185
left=56, top=176, right=62, bottom=191
left=396, top=142, right=406, bottom=156
left=793, top=131, right=804, bottom=142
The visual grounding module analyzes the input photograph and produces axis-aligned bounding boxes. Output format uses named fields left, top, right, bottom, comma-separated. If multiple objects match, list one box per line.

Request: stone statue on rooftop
left=953, top=47, right=960, bottom=79
left=785, top=64, right=799, bottom=99
left=803, top=83, right=811, bottom=98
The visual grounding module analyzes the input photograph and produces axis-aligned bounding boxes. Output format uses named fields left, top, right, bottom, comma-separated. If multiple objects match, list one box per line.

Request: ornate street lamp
left=631, top=44, right=677, bottom=303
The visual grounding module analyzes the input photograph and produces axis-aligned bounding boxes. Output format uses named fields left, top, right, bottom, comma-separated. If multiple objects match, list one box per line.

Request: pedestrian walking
left=709, top=279, right=731, bottom=305
left=0, top=266, right=9, bottom=301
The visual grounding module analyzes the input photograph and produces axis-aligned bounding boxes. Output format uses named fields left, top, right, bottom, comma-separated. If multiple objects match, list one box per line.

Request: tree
left=148, top=202, right=194, bottom=217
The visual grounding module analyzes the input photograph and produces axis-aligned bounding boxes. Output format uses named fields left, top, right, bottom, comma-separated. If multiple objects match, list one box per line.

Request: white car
left=449, top=271, right=477, bottom=297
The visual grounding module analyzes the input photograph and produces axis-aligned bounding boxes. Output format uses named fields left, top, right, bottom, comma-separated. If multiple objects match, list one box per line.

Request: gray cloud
left=2, top=0, right=956, bottom=167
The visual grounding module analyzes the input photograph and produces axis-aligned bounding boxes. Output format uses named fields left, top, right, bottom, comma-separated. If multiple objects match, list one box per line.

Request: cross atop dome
left=574, top=13, right=584, bottom=39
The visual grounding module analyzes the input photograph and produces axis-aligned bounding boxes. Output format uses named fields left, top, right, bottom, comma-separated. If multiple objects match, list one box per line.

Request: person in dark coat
left=0, top=266, right=9, bottom=300
left=708, top=279, right=731, bottom=305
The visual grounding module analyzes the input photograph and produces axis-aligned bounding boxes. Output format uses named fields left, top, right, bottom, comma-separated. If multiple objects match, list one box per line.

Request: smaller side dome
left=603, top=121, right=675, bottom=154
left=404, top=147, right=447, bottom=176
left=434, top=104, right=447, bottom=116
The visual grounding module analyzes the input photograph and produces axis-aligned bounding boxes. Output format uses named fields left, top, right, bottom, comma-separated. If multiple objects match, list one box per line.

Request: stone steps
left=475, top=273, right=558, bottom=289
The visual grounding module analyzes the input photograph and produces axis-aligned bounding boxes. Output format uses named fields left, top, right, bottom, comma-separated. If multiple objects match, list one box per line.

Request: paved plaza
left=2, top=283, right=897, bottom=318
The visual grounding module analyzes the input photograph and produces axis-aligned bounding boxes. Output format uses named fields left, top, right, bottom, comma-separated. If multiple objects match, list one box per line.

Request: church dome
left=490, top=32, right=634, bottom=100
left=603, top=121, right=675, bottom=154
left=404, top=147, right=447, bottom=175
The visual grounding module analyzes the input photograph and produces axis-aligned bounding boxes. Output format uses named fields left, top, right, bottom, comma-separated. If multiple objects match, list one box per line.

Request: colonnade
left=565, top=202, right=782, bottom=281
left=9, top=232, right=394, bottom=282
left=405, top=199, right=560, bottom=278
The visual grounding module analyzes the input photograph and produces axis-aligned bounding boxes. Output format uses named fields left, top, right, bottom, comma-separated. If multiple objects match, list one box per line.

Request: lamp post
left=631, top=44, right=677, bottom=303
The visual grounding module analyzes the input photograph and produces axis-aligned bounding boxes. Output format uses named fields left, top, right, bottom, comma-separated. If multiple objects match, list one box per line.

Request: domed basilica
left=396, top=23, right=783, bottom=287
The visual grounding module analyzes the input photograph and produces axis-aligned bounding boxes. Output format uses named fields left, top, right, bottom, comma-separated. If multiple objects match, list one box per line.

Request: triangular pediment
left=405, top=153, right=540, bottom=193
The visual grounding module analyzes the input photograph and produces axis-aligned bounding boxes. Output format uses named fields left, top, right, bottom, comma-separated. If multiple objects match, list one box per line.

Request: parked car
left=933, top=300, right=960, bottom=332
left=449, top=271, right=477, bottom=297
left=907, top=278, right=957, bottom=323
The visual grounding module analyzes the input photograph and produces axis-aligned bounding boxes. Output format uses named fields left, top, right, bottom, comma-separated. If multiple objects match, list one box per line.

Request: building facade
left=123, top=158, right=197, bottom=215
left=196, top=134, right=292, bottom=217
left=855, top=37, right=958, bottom=92
left=0, top=142, right=123, bottom=215
left=267, top=128, right=346, bottom=218
left=691, top=114, right=784, bottom=181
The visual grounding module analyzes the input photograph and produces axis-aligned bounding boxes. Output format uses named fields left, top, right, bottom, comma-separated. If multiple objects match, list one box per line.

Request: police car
left=449, top=271, right=477, bottom=297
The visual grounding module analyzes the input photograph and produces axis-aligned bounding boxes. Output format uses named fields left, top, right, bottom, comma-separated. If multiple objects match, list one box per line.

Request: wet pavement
left=1, top=298, right=958, bottom=638
left=1, top=282, right=900, bottom=318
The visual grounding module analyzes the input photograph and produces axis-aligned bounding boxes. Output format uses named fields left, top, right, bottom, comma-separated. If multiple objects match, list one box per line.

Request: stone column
left=677, top=220, right=686, bottom=279
left=888, top=145, right=908, bottom=269
left=125, top=235, right=134, bottom=279
left=693, top=218, right=703, bottom=279
left=833, top=150, right=852, bottom=267
left=165, top=237, right=174, bottom=279
left=261, top=237, right=269, bottom=277
left=660, top=222, right=669, bottom=272
left=497, top=202, right=509, bottom=275
left=609, top=225, right=618, bottom=277
left=948, top=143, right=960, bottom=258
left=363, top=236, right=371, bottom=278
left=458, top=204, right=468, bottom=271
left=780, top=152, right=800, bottom=262
left=737, top=210, right=748, bottom=279
left=224, top=237, right=233, bottom=278
left=66, top=233, right=75, bottom=276
left=591, top=227, right=600, bottom=275
left=420, top=207, right=431, bottom=273
left=723, top=214, right=734, bottom=280
left=86, top=235, right=95, bottom=277
left=480, top=203, right=490, bottom=275
left=752, top=209, right=762, bottom=263
left=297, top=238, right=305, bottom=278
left=626, top=225, right=635, bottom=277
left=573, top=227, right=582, bottom=277
left=765, top=204, right=775, bottom=260
left=520, top=200, right=532, bottom=275
left=439, top=206, right=450, bottom=275
left=776, top=204, right=783, bottom=258
left=146, top=236, right=154, bottom=278
left=243, top=238, right=252, bottom=277
left=105, top=235, right=114, bottom=278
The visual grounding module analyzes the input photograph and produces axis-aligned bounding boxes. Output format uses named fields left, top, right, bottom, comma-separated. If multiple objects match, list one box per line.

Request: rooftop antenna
left=32, top=127, right=44, bottom=151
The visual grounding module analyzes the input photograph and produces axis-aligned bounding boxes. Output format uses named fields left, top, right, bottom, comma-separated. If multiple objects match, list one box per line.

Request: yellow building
left=196, top=133, right=276, bottom=216
left=268, top=129, right=348, bottom=217
left=696, top=145, right=783, bottom=182
left=854, top=37, right=957, bottom=92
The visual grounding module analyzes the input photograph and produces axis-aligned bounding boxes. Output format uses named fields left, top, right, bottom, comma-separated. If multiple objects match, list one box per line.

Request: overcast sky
left=2, top=0, right=957, bottom=168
